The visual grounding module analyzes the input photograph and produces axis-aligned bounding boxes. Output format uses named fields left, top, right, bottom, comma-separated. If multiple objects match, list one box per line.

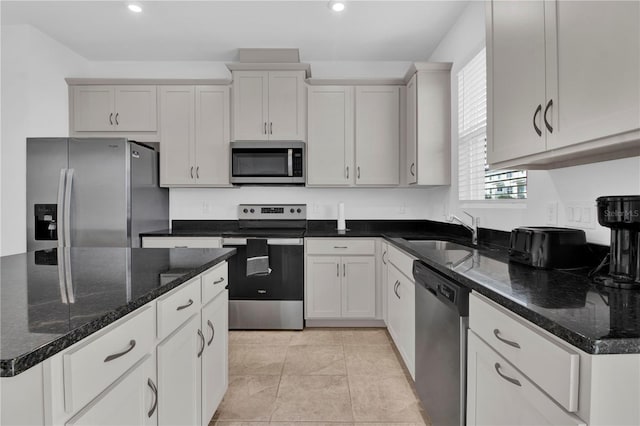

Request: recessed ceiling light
left=328, top=1, right=345, bottom=12
left=128, top=4, right=142, bottom=13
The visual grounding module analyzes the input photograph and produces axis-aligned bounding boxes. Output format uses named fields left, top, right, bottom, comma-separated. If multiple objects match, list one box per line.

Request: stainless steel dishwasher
left=413, top=260, right=470, bottom=426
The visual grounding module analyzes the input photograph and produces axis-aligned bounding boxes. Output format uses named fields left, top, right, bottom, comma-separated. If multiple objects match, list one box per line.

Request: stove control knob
left=297, top=208, right=302, bottom=213
left=250, top=208, right=255, bottom=214
left=243, top=208, right=248, bottom=214
left=290, top=208, right=295, bottom=213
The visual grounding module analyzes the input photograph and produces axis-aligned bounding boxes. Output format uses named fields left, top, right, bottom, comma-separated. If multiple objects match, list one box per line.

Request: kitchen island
left=1, top=246, right=235, bottom=425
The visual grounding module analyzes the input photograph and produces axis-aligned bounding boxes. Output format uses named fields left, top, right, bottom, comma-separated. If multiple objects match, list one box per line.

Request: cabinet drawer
left=202, top=262, right=228, bottom=306
left=63, top=305, right=155, bottom=413
left=469, top=293, right=579, bottom=412
left=387, top=243, right=416, bottom=281
left=141, top=237, right=222, bottom=248
left=306, top=238, right=375, bottom=255
left=157, top=277, right=201, bottom=340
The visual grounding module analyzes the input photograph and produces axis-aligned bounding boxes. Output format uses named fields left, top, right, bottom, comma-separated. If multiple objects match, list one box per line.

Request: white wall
left=426, top=2, right=640, bottom=245
left=1, top=25, right=88, bottom=255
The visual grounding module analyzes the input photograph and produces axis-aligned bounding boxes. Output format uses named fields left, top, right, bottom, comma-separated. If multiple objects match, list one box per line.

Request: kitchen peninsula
left=1, top=246, right=235, bottom=425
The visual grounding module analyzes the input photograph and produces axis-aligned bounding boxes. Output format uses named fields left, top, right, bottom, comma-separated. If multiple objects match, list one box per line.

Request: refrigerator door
left=68, top=138, right=129, bottom=247
left=27, top=138, right=69, bottom=251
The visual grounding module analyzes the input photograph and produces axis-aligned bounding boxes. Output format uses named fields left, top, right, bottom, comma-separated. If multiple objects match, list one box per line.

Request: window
left=458, top=48, right=527, bottom=200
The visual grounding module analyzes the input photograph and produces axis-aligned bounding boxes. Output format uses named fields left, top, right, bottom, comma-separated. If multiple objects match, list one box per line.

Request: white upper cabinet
left=231, top=70, right=306, bottom=141
left=159, top=85, right=230, bottom=187
left=307, top=84, right=400, bottom=187
left=487, top=0, right=640, bottom=168
left=72, top=85, right=157, bottom=132
left=307, top=86, right=354, bottom=186
left=355, top=86, right=400, bottom=185
left=405, top=63, right=452, bottom=186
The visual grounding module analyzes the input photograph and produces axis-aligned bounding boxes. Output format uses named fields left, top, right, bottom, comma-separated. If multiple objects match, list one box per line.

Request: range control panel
left=238, top=204, right=307, bottom=220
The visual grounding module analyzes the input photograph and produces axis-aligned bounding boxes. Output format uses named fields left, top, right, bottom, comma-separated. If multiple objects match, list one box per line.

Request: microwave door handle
left=288, top=149, right=293, bottom=177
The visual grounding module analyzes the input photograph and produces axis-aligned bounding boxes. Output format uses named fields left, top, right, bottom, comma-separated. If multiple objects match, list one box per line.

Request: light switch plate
left=546, top=202, right=558, bottom=225
left=565, top=202, right=596, bottom=229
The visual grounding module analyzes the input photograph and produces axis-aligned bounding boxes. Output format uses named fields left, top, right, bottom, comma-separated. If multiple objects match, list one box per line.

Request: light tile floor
left=211, top=328, right=430, bottom=426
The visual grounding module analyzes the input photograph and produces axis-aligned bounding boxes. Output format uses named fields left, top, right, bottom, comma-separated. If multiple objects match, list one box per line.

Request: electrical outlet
left=398, top=203, right=406, bottom=214
left=565, top=202, right=596, bottom=229
left=202, top=201, right=210, bottom=215
left=546, top=202, right=558, bottom=225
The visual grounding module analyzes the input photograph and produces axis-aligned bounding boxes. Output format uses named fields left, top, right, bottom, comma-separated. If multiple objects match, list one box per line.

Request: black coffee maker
left=596, top=195, right=640, bottom=289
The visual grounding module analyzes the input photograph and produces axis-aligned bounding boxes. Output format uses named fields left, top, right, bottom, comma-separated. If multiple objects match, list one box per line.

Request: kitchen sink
left=407, top=240, right=474, bottom=252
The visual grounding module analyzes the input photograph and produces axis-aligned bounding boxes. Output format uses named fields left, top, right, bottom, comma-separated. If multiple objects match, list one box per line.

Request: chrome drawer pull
left=176, top=299, right=194, bottom=311
left=174, top=246, right=188, bottom=248
left=493, top=329, right=521, bottom=349
left=147, top=378, right=158, bottom=418
left=494, top=363, right=521, bottom=387
left=333, top=246, right=348, bottom=249
left=213, top=277, right=225, bottom=285
left=382, top=250, right=388, bottom=265
left=197, top=329, right=205, bottom=358
left=207, top=320, right=215, bottom=346
left=104, top=340, right=136, bottom=363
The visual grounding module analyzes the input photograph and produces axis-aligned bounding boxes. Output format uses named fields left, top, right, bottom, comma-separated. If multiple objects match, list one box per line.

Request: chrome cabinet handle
left=393, top=281, right=400, bottom=299
left=343, top=263, right=346, bottom=277
left=270, top=122, right=273, bottom=135
left=207, top=320, right=215, bottom=346
left=494, top=363, right=522, bottom=387
left=197, top=329, right=205, bottom=358
left=264, top=122, right=267, bottom=135
left=533, top=104, right=542, bottom=137
left=346, top=166, right=349, bottom=179
left=334, top=246, right=348, bottom=249
left=109, top=113, right=113, bottom=125
left=337, top=263, right=340, bottom=277
left=213, top=277, right=225, bottom=285
left=176, top=299, right=194, bottom=311
left=147, top=378, right=158, bottom=418
left=544, top=99, right=553, bottom=133
left=493, top=329, right=521, bottom=349
left=196, top=166, right=200, bottom=179
left=357, top=166, right=361, bottom=179
left=410, top=163, right=416, bottom=177
left=382, top=251, right=388, bottom=265
left=115, top=112, right=119, bottom=125
left=104, top=340, right=136, bottom=363
left=190, top=166, right=194, bottom=179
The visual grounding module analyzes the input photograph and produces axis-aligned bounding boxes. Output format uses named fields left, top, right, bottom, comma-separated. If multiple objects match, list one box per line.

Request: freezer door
left=68, top=138, right=129, bottom=247
left=27, top=138, right=69, bottom=251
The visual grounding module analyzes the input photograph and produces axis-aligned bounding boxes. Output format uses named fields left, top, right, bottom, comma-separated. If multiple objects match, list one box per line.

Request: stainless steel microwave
left=230, top=141, right=305, bottom=185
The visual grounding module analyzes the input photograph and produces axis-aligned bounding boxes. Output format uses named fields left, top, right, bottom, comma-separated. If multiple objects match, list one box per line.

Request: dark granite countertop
left=388, top=237, right=640, bottom=355
left=0, top=247, right=235, bottom=377
left=141, top=219, right=639, bottom=355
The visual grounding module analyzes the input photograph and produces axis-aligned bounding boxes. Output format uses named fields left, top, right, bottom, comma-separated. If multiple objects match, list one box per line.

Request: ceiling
left=1, top=1, right=469, bottom=62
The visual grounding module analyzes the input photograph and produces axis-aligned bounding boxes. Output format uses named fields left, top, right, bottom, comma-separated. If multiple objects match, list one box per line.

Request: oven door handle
left=287, top=149, right=293, bottom=177
left=222, top=238, right=303, bottom=246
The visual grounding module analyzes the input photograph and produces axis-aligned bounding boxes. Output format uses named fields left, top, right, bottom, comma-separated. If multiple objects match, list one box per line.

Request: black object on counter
left=508, top=226, right=588, bottom=269
left=596, top=195, right=640, bottom=289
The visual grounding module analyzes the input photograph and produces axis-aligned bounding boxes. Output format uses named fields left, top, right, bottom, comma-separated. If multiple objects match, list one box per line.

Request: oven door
left=223, top=238, right=304, bottom=329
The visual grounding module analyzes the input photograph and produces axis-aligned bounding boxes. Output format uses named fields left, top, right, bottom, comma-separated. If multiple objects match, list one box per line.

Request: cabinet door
left=66, top=355, right=157, bottom=426
left=386, top=265, right=403, bottom=348
left=397, top=271, right=415, bottom=379
left=114, top=86, right=157, bottom=131
left=355, top=86, right=400, bottom=185
left=195, top=86, right=230, bottom=185
left=406, top=75, right=418, bottom=185
left=305, top=256, right=342, bottom=318
left=381, top=242, right=390, bottom=324
left=341, top=256, right=376, bottom=318
left=73, top=86, right=114, bottom=131
left=487, top=0, right=547, bottom=164
left=159, top=86, right=195, bottom=186
left=268, top=71, right=306, bottom=140
left=232, top=71, right=268, bottom=141
left=201, top=291, right=228, bottom=426
left=156, top=314, right=202, bottom=426
left=546, top=1, right=640, bottom=150
left=307, top=86, right=354, bottom=185
left=467, top=332, right=585, bottom=426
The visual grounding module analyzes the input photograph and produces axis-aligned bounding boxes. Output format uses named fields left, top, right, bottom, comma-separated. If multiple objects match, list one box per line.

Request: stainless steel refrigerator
left=27, top=138, right=169, bottom=250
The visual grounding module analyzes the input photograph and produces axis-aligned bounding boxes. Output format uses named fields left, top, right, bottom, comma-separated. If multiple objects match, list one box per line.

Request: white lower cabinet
left=305, top=255, right=375, bottom=319
left=467, top=332, right=585, bottom=426
left=66, top=355, right=157, bottom=426
left=386, top=262, right=415, bottom=379
left=156, top=314, right=202, bottom=426
left=201, top=291, right=229, bottom=424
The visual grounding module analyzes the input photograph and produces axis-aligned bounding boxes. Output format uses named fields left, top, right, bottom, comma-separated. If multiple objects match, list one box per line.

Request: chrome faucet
left=449, top=211, right=478, bottom=246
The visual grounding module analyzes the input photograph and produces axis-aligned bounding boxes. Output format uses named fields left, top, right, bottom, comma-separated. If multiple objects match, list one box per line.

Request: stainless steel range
left=223, top=204, right=306, bottom=330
